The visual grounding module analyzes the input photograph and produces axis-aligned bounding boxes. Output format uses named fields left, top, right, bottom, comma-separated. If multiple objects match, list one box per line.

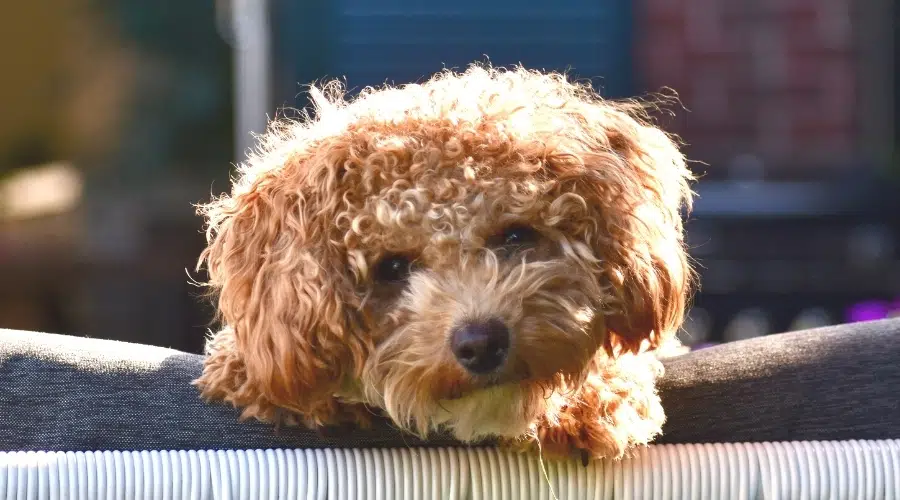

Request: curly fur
left=194, top=65, right=694, bottom=460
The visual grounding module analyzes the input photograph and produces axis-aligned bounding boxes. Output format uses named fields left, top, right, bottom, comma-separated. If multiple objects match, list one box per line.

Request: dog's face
left=196, top=67, right=693, bottom=443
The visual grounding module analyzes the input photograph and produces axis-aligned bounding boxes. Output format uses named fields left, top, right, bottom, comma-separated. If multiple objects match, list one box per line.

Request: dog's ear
left=194, top=176, right=368, bottom=425
left=602, top=225, right=691, bottom=355
left=576, top=106, right=694, bottom=355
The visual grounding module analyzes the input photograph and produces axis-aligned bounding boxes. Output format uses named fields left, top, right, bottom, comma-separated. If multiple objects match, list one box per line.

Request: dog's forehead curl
left=327, top=152, right=595, bottom=256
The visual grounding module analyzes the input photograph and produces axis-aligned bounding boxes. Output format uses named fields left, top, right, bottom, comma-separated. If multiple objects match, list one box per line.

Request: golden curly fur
left=194, top=65, right=694, bottom=460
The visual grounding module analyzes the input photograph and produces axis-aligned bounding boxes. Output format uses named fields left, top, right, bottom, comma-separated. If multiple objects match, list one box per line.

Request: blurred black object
left=687, top=172, right=900, bottom=343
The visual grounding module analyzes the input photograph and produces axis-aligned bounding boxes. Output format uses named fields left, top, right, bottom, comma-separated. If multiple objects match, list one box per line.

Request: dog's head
left=195, top=66, right=694, bottom=441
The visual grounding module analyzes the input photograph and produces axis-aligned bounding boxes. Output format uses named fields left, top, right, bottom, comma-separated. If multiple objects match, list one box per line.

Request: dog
left=194, top=65, right=694, bottom=461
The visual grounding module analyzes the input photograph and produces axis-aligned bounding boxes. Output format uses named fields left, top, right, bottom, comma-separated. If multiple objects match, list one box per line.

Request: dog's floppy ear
left=577, top=105, right=694, bottom=355
left=194, top=174, right=368, bottom=425
left=602, top=223, right=691, bottom=354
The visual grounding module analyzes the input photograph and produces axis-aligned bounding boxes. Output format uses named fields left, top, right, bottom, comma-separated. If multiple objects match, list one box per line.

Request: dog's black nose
left=450, top=318, right=510, bottom=374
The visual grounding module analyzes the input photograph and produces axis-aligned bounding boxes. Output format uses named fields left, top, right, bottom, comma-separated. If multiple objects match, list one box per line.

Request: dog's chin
left=428, top=383, right=568, bottom=443
left=432, top=384, right=535, bottom=442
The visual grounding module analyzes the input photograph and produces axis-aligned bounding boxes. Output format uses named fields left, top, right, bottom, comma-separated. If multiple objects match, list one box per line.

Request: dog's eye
left=500, top=225, right=540, bottom=247
left=373, top=254, right=414, bottom=283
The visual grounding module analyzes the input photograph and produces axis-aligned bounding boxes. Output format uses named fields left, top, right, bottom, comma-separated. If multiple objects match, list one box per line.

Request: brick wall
left=636, top=0, right=863, bottom=174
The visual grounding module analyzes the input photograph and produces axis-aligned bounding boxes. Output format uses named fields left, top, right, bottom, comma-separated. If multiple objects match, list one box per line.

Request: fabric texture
left=0, top=319, right=898, bottom=452
left=656, top=317, right=900, bottom=444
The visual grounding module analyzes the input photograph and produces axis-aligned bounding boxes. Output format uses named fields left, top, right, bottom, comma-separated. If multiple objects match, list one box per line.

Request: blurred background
left=0, top=0, right=896, bottom=353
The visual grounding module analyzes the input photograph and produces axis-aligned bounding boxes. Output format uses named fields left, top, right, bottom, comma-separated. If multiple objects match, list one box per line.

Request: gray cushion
left=657, top=317, right=900, bottom=444
left=1, top=319, right=898, bottom=451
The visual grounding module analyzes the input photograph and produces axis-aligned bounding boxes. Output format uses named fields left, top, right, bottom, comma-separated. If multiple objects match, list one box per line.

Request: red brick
left=756, top=0, right=824, bottom=16
left=814, top=0, right=854, bottom=50
left=637, top=26, right=688, bottom=90
left=782, top=55, right=826, bottom=92
left=793, top=130, right=855, bottom=162
left=817, top=59, right=855, bottom=122
left=636, top=0, right=860, bottom=168
left=638, top=0, right=686, bottom=20
left=778, top=12, right=828, bottom=51
left=683, top=0, right=730, bottom=53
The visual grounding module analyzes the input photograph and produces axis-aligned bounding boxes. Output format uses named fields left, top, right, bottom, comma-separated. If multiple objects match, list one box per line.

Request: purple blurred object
left=847, top=301, right=890, bottom=323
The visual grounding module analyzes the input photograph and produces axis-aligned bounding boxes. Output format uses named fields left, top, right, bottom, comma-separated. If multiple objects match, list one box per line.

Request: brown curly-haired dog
left=195, top=65, right=694, bottom=461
